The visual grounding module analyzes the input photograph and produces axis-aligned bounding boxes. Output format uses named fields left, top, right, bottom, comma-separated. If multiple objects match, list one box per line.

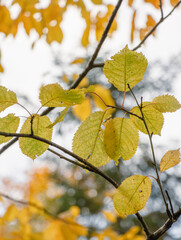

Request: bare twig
left=159, top=0, right=164, bottom=19
left=133, top=1, right=181, bottom=51
left=165, top=190, right=175, bottom=218
left=48, top=148, right=93, bottom=172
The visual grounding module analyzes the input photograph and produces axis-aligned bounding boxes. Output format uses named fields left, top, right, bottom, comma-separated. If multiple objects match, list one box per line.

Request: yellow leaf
left=128, top=0, right=134, bottom=6
left=0, top=114, right=20, bottom=144
left=160, top=149, right=180, bottom=172
left=19, top=115, right=52, bottom=159
left=0, top=86, right=18, bottom=113
left=104, top=118, right=139, bottom=164
left=144, top=0, right=160, bottom=9
left=130, top=102, right=164, bottom=135
left=0, top=6, right=13, bottom=36
left=152, top=94, right=181, bottom=113
left=3, top=205, right=19, bottom=222
left=103, top=46, right=148, bottom=92
left=81, top=11, right=91, bottom=47
left=103, top=210, right=117, bottom=223
left=39, top=83, right=85, bottom=107
left=170, top=0, right=180, bottom=6
left=113, top=175, right=151, bottom=216
left=72, top=98, right=92, bottom=121
left=71, top=58, right=85, bottom=64
left=91, top=0, right=103, bottom=4
left=47, top=107, right=69, bottom=128
left=46, top=24, right=63, bottom=44
left=0, top=64, right=4, bottom=73
left=92, top=84, right=115, bottom=112
left=131, top=10, right=136, bottom=43
left=119, top=226, right=145, bottom=240
left=72, top=111, right=111, bottom=167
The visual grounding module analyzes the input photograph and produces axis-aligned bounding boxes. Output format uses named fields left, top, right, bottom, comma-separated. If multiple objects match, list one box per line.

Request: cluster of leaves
left=0, top=46, right=180, bottom=220
left=0, top=167, right=145, bottom=240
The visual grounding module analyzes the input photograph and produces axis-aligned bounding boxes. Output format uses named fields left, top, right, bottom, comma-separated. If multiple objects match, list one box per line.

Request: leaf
left=103, top=210, right=117, bottom=223
left=81, top=11, right=91, bottom=47
left=46, top=24, right=63, bottom=44
left=0, top=86, right=18, bottom=113
left=2, top=204, right=19, bottom=222
left=160, top=149, right=180, bottom=172
left=0, top=114, right=20, bottom=144
left=170, top=0, right=180, bottom=6
left=39, top=83, right=85, bottom=107
left=91, top=0, right=103, bottom=4
left=47, top=107, right=69, bottom=128
left=72, top=111, right=111, bottom=167
left=103, top=46, right=148, bottom=92
left=19, top=115, right=52, bottom=159
left=152, top=94, right=181, bottom=113
left=130, top=102, right=164, bottom=135
left=131, top=10, right=136, bottom=43
left=113, top=175, right=151, bottom=216
left=92, top=84, right=115, bottom=113
left=144, top=0, right=160, bottom=9
left=128, top=0, right=134, bottom=6
left=104, top=118, right=139, bottom=164
left=71, top=58, right=85, bottom=64
left=73, top=98, right=92, bottom=121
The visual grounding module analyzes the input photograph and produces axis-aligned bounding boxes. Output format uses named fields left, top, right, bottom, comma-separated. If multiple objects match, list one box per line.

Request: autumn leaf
left=72, top=111, right=111, bottom=167
left=130, top=102, right=164, bottom=135
left=19, top=115, right=52, bottom=159
left=152, top=94, right=181, bottom=112
left=104, top=118, right=139, bottom=164
left=0, top=114, right=20, bottom=144
left=160, top=149, right=180, bottom=172
left=39, top=83, right=85, bottom=107
left=113, top=175, right=151, bottom=216
left=144, top=0, right=160, bottom=9
left=131, top=10, right=136, bottom=43
left=103, top=46, right=148, bottom=92
left=47, top=107, right=69, bottom=128
left=170, top=0, right=180, bottom=6
left=72, top=98, right=92, bottom=121
left=0, top=86, right=18, bottom=112
left=103, top=210, right=117, bottom=223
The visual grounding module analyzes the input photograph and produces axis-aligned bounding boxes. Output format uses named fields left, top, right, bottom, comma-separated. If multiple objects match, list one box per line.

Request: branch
left=136, top=212, right=152, bottom=237
left=132, top=1, right=181, bottom=51
left=70, top=0, right=124, bottom=89
left=0, top=192, right=85, bottom=227
left=128, top=85, right=170, bottom=216
left=0, top=131, right=119, bottom=189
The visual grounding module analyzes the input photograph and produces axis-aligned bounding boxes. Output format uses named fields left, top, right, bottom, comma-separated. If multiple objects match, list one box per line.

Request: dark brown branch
left=48, top=148, right=93, bottom=172
left=0, top=131, right=119, bottom=189
left=70, top=0, right=124, bottom=89
left=136, top=213, right=152, bottom=237
left=133, top=1, right=181, bottom=51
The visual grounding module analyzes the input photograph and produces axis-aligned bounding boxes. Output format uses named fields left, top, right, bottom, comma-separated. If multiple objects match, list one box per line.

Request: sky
left=0, top=1, right=181, bottom=183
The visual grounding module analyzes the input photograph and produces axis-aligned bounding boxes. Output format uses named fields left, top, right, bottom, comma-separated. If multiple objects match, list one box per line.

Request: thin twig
left=0, top=192, right=85, bottom=227
left=159, top=0, right=164, bottom=19
left=128, top=84, right=170, bottom=215
left=165, top=190, right=175, bottom=218
left=70, top=0, right=124, bottom=89
left=133, top=1, right=181, bottom=51
left=48, top=148, right=93, bottom=172
left=136, top=213, right=152, bottom=237
left=0, top=131, right=119, bottom=189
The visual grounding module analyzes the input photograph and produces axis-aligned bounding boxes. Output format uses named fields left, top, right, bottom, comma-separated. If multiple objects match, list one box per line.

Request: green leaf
left=104, top=118, right=139, bottom=164
left=113, top=175, right=151, bottom=216
left=103, top=46, right=148, bottom=92
left=0, top=86, right=18, bottom=112
left=39, top=83, right=85, bottom=107
left=152, top=94, right=181, bottom=113
left=130, top=102, right=164, bottom=135
left=47, top=107, right=69, bottom=128
left=72, top=111, right=111, bottom=167
left=19, top=115, right=52, bottom=159
left=160, top=149, right=180, bottom=172
left=0, top=114, right=20, bottom=144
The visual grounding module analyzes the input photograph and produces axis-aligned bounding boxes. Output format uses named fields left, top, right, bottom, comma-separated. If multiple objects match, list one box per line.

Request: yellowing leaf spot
left=160, top=148, right=181, bottom=172
left=113, top=175, right=151, bottom=216
left=103, top=46, right=148, bottom=92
